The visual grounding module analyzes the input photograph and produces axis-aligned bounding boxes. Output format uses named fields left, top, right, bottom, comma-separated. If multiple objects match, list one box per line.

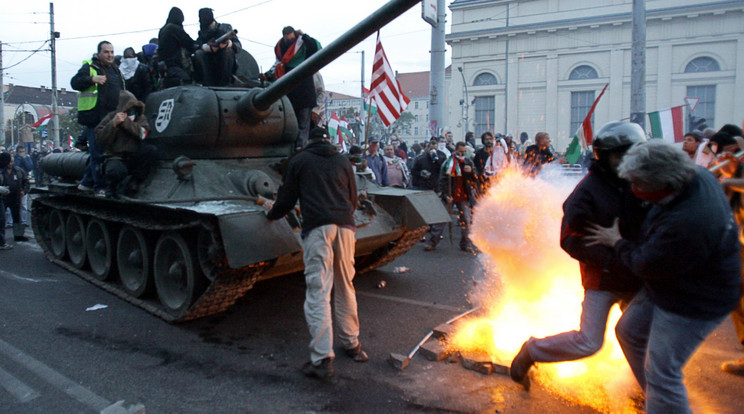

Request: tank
left=31, top=0, right=450, bottom=323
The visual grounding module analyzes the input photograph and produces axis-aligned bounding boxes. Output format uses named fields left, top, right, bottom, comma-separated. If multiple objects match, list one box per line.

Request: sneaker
left=95, top=190, right=108, bottom=198
left=301, top=357, right=334, bottom=379
left=345, top=343, right=369, bottom=363
left=14, top=236, right=29, bottom=242
left=0, top=243, right=13, bottom=250
left=77, top=184, right=93, bottom=192
left=721, top=359, right=744, bottom=377
left=510, top=341, right=534, bottom=391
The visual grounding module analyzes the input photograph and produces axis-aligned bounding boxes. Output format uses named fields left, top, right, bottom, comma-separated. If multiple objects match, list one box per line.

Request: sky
left=0, top=0, right=451, bottom=98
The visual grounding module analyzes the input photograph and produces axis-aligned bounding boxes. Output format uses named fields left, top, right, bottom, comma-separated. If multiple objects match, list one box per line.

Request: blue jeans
left=527, top=289, right=625, bottom=362
left=616, top=288, right=726, bottom=414
left=78, top=126, right=105, bottom=190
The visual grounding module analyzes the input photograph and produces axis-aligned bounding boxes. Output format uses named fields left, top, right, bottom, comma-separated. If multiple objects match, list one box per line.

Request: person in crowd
left=0, top=152, right=30, bottom=242
left=96, top=91, right=158, bottom=197
left=158, top=7, right=199, bottom=88
left=465, top=131, right=476, bottom=149
left=194, top=8, right=240, bottom=87
left=263, top=127, right=368, bottom=380
left=12, top=146, right=32, bottom=226
left=262, top=26, right=321, bottom=150
left=13, top=147, right=33, bottom=175
left=119, top=47, right=153, bottom=101
left=139, top=38, right=160, bottom=90
left=434, top=135, right=450, bottom=159
left=473, top=131, right=509, bottom=197
left=585, top=140, right=741, bottom=413
left=681, top=130, right=715, bottom=167
left=347, top=145, right=374, bottom=179
left=0, top=152, right=13, bottom=250
left=710, top=124, right=744, bottom=378
left=71, top=40, right=124, bottom=196
left=510, top=121, right=648, bottom=390
left=412, top=139, right=446, bottom=250
left=440, top=141, right=478, bottom=253
left=390, top=137, right=407, bottom=160
left=364, top=137, right=389, bottom=186
left=523, top=132, right=561, bottom=175
left=383, top=144, right=409, bottom=188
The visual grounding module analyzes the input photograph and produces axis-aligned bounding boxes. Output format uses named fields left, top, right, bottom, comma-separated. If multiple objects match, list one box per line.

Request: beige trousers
left=302, top=224, right=359, bottom=364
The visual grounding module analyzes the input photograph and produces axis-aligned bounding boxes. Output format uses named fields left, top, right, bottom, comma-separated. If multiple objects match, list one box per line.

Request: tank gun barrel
left=244, top=0, right=421, bottom=115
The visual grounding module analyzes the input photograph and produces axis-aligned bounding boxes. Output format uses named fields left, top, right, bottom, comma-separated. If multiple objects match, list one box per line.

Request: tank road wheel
left=117, top=226, right=153, bottom=297
left=48, top=209, right=66, bottom=259
left=86, top=219, right=115, bottom=281
left=154, top=232, right=204, bottom=317
left=65, top=214, right=87, bottom=269
left=197, top=228, right=222, bottom=281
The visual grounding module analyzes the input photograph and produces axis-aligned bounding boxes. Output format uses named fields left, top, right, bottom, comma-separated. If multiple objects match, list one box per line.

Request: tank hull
left=32, top=159, right=449, bottom=322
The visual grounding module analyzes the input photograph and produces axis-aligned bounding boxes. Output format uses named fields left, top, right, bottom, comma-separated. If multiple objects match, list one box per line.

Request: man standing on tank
left=262, top=26, right=321, bottom=150
left=158, top=7, right=199, bottom=88
left=71, top=40, right=124, bottom=196
left=263, top=127, right=368, bottom=380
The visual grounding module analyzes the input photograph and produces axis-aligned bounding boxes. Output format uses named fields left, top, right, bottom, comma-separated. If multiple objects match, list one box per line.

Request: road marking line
left=0, top=364, right=40, bottom=403
left=356, top=291, right=461, bottom=312
left=0, top=270, right=58, bottom=284
left=0, top=338, right=111, bottom=411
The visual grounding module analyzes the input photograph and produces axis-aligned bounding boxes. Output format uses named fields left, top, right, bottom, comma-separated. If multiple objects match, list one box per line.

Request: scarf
left=119, top=58, right=139, bottom=81
left=272, top=35, right=305, bottom=79
left=444, top=154, right=464, bottom=177
left=384, top=156, right=410, bottom=181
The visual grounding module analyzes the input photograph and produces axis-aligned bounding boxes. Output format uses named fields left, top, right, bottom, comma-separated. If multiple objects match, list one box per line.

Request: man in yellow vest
left=71, top=40, right=124, bottom=196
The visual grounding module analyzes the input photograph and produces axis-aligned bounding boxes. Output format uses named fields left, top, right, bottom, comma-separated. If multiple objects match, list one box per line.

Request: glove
left=201, top=43, right=212, bottom=53
left=0, top=186, right=9, bottom=196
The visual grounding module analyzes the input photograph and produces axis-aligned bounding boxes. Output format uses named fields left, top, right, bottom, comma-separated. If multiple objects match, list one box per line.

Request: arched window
left=473, top=73, right=497, bottom=86
left=684, top=57, right=720, bottom=73
left=569, top=65, right=598, bottom=80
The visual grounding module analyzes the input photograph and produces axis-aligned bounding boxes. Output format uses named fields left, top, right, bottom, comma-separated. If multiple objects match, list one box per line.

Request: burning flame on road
left=449, top=167, right=640, bottom=413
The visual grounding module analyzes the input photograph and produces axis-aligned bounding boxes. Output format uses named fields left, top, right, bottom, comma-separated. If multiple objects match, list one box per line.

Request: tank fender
left=218, top=211, right=301, bottom=268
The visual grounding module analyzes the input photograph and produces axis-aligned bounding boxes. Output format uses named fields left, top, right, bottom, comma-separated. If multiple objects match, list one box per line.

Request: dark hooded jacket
left=267, top=139, right=357, bottom=234
left=96, top=91, right=148, bottom=156
left=614, top=168, right=742, bottom=320
left=71, top=55, right=124, bottom=127
left=158, top=7, right=198, bottom=68
left=560, top=160, right=647, bottom=292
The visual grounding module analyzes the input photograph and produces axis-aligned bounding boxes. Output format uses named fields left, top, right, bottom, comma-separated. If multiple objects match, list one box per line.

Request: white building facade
left=447, top=0, right=744, bottom=150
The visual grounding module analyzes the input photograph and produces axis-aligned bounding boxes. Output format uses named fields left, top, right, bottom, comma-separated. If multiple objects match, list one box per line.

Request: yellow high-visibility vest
left=77, top=60, right=98, bottom=111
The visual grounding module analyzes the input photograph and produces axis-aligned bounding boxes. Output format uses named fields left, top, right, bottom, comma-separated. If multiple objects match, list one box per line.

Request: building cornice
left=447, top=1, right=743, bottom=43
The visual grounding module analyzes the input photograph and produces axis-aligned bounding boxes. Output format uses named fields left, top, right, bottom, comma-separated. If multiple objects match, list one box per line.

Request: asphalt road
left=1, top=230, right=743, bottom=413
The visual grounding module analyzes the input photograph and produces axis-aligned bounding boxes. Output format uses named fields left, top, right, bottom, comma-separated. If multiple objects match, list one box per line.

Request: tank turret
left=32, top=0, right=450, bottom=322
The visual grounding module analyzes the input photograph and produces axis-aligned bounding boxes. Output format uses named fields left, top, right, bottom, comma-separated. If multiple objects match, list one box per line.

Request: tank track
left=357, top=225, right=429, bottom=274
left=32, top=196, right=270, bottom=323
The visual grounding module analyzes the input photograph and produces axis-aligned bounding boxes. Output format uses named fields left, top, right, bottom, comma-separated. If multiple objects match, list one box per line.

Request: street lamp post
left=457, top=67, right=470, bottom=135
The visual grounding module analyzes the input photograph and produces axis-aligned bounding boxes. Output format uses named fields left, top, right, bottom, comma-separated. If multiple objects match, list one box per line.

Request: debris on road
left=85, top=304, right=108, bottom=311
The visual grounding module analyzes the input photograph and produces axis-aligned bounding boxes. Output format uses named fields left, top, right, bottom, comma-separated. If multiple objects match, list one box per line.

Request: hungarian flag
left=328, top=112, right=340, bottom=139
left=362, top=86, right=378, bottom=116
left=340, top=116, right=353, bottom=141
left=565, top=83, right=609, bottom=165
left=356, top=114, right=365, bottom=126
left=369, top=32, right=410, bottom=127
left=648, top=106, right=684, bottom=143
left=32, top=113, right=52, bottom=130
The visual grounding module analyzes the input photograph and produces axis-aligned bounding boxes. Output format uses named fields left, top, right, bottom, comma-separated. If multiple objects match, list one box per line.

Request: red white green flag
left=564, top=83, right=609, bottom=164
left=328, top=112, right=340, bottom=139
left=648, top=106, right=685, bottom=143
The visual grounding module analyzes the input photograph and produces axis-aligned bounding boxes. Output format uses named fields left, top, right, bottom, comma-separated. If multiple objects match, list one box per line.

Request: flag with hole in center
left=369, top=32, right=410, bottom=127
